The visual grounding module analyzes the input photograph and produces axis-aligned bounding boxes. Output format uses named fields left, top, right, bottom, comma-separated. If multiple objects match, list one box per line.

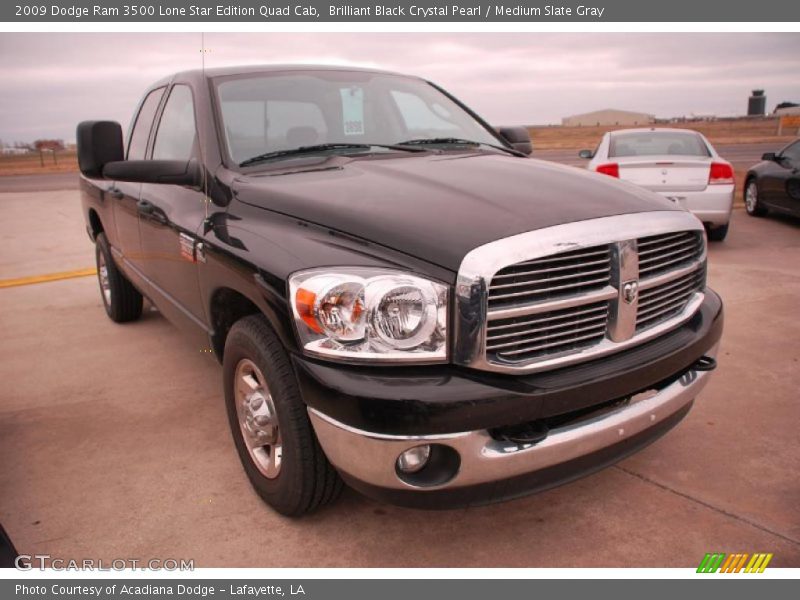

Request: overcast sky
left=1, top=32, right=799, bottom=143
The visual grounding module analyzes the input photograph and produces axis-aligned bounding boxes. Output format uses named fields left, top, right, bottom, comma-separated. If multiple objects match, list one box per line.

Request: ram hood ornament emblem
left=622, top=280, right=639, bottom=304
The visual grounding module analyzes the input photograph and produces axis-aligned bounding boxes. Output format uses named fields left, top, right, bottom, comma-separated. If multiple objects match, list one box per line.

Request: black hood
left=233, top=152, right=681, bottom=272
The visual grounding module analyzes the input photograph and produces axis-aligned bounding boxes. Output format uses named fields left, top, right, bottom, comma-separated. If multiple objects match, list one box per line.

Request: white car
left=580, top=128, right=734, bottom=241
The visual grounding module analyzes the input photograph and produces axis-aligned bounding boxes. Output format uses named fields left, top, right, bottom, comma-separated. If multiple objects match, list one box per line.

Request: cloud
left=0, top=32, right=798, bottom=142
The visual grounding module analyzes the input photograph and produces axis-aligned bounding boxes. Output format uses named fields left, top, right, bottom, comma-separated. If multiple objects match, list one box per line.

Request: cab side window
left=127, top=88, right=165, bottom=160
left=152, top=85, right=197, bottom=161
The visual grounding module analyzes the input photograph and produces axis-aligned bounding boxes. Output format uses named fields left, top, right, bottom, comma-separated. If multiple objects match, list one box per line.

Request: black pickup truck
left=77, top=65, right=723, bottom=516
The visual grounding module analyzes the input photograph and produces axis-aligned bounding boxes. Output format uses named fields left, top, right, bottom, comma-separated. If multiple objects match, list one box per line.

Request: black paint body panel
left=745, top=138, right=800, bottom=217
left=235, top=152, right=680, bottom=272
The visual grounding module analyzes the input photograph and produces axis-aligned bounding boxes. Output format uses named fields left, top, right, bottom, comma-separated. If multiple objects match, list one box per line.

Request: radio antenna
left=200, top=32, right=209, bottom=221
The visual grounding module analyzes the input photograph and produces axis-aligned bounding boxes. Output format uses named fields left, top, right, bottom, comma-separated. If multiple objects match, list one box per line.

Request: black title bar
left=5, top=0, right=800, bottom=22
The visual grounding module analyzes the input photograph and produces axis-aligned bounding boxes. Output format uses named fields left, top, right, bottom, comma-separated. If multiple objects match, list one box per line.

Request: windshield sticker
left=340, top=87, right=365, bottom=136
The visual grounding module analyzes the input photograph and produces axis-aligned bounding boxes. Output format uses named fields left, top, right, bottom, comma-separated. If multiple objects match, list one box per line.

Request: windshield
left=609, top=132, right=711, bottom=158
left=213, top=70, right=502, bottom=165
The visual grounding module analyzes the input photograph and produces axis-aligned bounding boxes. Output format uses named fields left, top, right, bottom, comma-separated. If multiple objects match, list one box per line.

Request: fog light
left=396, top=445, right=431, bottom=474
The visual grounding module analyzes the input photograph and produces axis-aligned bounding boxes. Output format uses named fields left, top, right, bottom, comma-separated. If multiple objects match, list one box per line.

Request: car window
left=390, top=90, right=458, bottom=134
left=215, top=71, right=500, bottom=166
left=220, top=99, right=328, bottom=164
left=127, top=88, right=165, bottom=160
left=152, top=85, right=197, bottom=161
left=781, top=141, right=800, bottom=163
left=609, top=132, right=711, bottom=158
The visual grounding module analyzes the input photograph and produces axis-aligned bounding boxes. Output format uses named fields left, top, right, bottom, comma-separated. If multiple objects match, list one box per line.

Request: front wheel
left=222, top=315, right=342, bottom=516
left=744, top=179, right=767, bottom=216
left=95, top=233, right=143, bottom=322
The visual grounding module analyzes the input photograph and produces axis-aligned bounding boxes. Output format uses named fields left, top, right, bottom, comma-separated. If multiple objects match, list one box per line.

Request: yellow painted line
left=0, top=267, right=96, bottom=288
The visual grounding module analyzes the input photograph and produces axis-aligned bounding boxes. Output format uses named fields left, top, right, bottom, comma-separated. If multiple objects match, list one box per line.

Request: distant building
left=562, top=109, right=656, bottom=127
left=775, top=105, right=800, bottom=117
left=748, top=90, right=767, bottom=116
left=0, top=146, right=30, bottom=155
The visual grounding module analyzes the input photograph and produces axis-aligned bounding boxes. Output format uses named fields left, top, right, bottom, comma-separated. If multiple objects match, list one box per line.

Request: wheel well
left=88, top=209, right=104, bottom=239
left=210, top=288, right=261, bottom=361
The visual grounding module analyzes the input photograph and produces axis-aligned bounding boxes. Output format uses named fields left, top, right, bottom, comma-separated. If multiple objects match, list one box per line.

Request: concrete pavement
left=0, top=191, right=798, bottom=567
left=0, top=173, right=78, bottom=193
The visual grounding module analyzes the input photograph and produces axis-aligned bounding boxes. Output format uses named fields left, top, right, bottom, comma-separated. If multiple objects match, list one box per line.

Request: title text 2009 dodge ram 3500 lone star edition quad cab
left=77, top=66, right=723, bottom=516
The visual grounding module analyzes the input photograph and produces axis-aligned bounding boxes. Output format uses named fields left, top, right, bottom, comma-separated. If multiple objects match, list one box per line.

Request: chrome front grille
left=488, top=246, right=611, bottom=309
left=454, top=212, right=708, bottom=374
left=487, top=301, right=609, bottom=362
left=636, top=267, right=706, bottom=331
left=638, top=231, right=703, bottom=278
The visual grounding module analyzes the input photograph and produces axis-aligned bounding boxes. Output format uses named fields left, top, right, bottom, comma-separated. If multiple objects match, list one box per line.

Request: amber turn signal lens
left=295, top=287, right=322, bottom=333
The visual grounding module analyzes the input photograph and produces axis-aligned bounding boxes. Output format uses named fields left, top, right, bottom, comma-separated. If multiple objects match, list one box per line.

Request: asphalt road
left=0, top=189, right=798, bottom=567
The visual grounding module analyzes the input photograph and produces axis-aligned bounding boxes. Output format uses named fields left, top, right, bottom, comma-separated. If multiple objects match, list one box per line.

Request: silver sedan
left=580, top=128, right=735, bottom=241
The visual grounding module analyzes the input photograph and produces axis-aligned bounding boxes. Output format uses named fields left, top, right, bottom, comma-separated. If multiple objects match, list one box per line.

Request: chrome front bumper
left=308, top=344, right=717, bottom=494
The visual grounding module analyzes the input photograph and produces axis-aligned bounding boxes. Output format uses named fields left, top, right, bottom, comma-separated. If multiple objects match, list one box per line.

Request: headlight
left=289, top=267, right=448, bottom=363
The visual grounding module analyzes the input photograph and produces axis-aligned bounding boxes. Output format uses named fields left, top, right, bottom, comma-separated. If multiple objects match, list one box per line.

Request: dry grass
left=0, top=151, right=79, bottom=176
left=528, top=117, right=797, bottom=150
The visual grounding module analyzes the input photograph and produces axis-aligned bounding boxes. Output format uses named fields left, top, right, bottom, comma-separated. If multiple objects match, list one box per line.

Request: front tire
left=222, top=315, right=342, bottom=516
left=744, top=178, right=767, bottom=216
left=95, top=232, right=143, bottom=322
left=707, top=223, right=729, bottom=242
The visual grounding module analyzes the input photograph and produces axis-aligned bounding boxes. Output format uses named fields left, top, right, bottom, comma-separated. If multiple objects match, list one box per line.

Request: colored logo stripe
left=697, top=552, right=773, bottom=573
left=719, top=553, right=749, bottom=573
left=745, top=553, right=773, bottom=573
left=697, top=553, right=726, bottom=573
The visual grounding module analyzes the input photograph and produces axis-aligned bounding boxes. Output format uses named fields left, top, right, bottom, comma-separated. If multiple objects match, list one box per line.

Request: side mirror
left=578, top=149, right=594, bottom=159
left=497, top=126, right=533, bottom=156
left=761, top=152, right=777, bottom=161
left=76, top=121, right=124, bottom=178
left=103, top=159, right=203, bottom=187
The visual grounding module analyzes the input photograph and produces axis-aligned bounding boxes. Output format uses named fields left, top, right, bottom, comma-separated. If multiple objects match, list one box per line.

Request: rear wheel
left=707, top=223, right=729, bottom=242
left=223, top=315, right=343, bottom=516
left=95, top=233, right=143, bottom=322
left=744, top=178, right=767, bottom=216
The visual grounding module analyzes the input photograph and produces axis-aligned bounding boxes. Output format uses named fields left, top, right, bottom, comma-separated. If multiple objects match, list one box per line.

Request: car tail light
left=596, top=163, right=619, bottom=178
left=709, top=162, right=734, bottom=185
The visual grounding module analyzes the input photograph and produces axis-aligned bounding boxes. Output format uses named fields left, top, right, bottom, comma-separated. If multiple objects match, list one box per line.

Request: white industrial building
left=562, top=109, right=656, bottom=127
left=775, top=105, right=800, bottom=116
left=0, top=146, right=30, bottom=155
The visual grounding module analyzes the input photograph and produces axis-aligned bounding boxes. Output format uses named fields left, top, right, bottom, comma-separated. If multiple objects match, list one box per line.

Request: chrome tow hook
left=693, top=355, right=717, bottom=372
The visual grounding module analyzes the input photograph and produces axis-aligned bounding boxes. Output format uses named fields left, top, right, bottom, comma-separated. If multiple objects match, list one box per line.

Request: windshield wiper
left=396, top=137, right=525, bottom=157
left=239, top=143, right=425, bottom=168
